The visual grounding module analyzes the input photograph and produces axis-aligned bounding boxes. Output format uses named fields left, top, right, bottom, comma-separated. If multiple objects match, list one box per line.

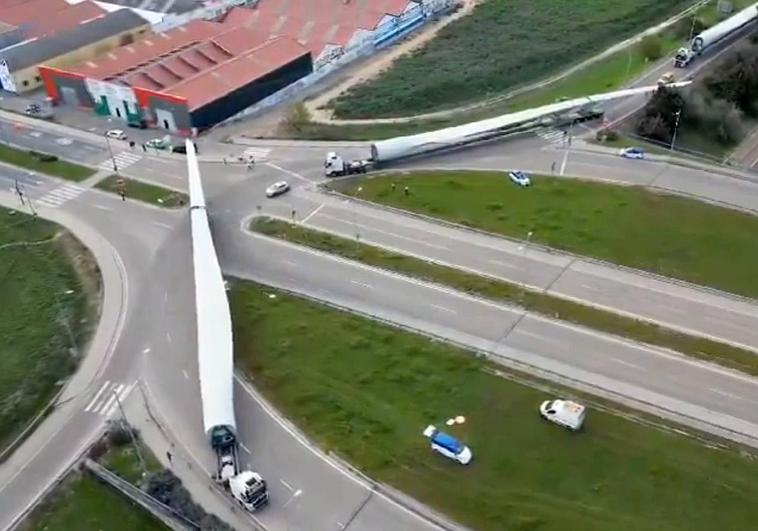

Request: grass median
left=251, top=217, right=758, bottom=376
left=96, top=175, right=188, bottom=208
left=334, top=171, right=758, bottom=300
left=231, top=280, right=758, bottom=531
left=0, top=143, right=94, bottom=181
left=0, top=207, right=101, bottom=455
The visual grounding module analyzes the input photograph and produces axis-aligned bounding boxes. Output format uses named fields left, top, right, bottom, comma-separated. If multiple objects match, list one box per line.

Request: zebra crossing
left=243, top=146, right=272, bottom=161
left=98, top=151, right=142, bottom=171
left=84, top=380, right=135, bottom=418
left=535, top=128, right=568, bottom=146
left=36, top=183, right=86, bottom=208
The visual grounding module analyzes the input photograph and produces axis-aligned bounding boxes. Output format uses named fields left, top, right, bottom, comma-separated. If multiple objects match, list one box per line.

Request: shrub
left=638, top=35, right=663, bottom=61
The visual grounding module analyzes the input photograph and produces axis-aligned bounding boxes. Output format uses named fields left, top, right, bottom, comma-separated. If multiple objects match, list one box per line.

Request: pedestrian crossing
left=243, top=147, right=272, bottom=161
left=36, top=183, right=86, bottom=208
left=535, top=128, right=567, bottom=146
left=98, top=151, right=142, bottom=171
left=84, top=380, right=135, bottom=418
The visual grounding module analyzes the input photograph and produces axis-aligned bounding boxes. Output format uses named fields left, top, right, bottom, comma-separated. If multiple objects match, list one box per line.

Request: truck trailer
left=187, top=139, right=269, bottom=513
left=675, top=3, right=758, bottom=68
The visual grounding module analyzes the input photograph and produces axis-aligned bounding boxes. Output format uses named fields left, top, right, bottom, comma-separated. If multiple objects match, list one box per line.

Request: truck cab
left=229, top=471, right=269, bottom=511
left=325, top=151, right=370, bottom=177
left=674, top=47, right=693, bottom=68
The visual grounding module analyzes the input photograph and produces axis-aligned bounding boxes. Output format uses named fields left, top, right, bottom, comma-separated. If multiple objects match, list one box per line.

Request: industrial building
left=222, top=0, right=425, bottom=68
left=0, top=0, right=150, bottom=93
left=39, top=19, right=312, bottom=133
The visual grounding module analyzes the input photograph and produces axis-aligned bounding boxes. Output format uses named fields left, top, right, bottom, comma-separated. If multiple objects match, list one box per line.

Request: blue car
left=423, top=425, right=472, bottom=465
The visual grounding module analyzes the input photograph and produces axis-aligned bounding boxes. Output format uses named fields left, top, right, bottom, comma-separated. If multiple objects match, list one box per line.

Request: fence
left=84, top=458, right=200, bottom=531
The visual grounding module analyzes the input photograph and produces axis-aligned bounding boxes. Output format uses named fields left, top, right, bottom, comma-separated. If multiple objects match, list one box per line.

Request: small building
left=40, top=20, right=312, bottom=134
left=0, top=4, right=150, bottom=94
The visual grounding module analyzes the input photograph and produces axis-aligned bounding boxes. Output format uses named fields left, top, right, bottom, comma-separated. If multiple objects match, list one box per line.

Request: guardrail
left=84, top=459, right=199, bottom=531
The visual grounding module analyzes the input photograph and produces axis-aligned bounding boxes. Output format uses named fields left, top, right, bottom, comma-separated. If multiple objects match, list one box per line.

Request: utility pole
left=670, top=109, right=682, bottom=152
left=114, top=388, right=147, bottom=478
left=104, top=133, right=119, bottom=174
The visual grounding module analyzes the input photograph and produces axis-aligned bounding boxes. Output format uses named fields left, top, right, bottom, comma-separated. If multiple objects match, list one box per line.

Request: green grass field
left=335, top=171, right=758, bottom=298
left=0, top=144, right=94, bottom=181
left=251, top=217, right=758, bottom=375
left=231, top=281, right=758, bottom=531
left=96, top=175, right=188, bottom=208
left=329, top=0, right=694, bottom=119
left=25, top=473, right=166, bottom=531
left=0, top=208, right=100, bottom=453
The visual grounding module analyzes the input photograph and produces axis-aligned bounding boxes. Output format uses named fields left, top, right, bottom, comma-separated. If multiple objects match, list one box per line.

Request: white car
left=265, top=181, right=290, bottom=198
left=508, top=170, right=531, bottom=187
left=539, top=399, right=586, bottom=431
left=105, top=129, right=127, bottom=140
left=619, top=147, right=645, bottom=159
left=422, top=425, right=472, bottom=465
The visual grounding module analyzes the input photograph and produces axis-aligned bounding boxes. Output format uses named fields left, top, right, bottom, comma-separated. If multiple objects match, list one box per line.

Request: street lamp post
left=670, top=110, right=682, bottom=152
left=104, top=133, right=119, bottom=174
left=114, top=388, right=147, bottom=478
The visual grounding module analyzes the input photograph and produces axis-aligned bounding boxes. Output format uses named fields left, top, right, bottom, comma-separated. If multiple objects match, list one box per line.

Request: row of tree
left=635, top=34, right=758, bottom=148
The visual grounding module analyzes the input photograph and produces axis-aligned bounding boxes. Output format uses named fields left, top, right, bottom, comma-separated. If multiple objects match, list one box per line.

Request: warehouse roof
left=0, top=9, right=148, bottom=71
left=222, top=0, right=415, bottom=54
left=170, top=36, right=309, bottom=110
left=0, top=0, right=106, bottom=39
left=68, top=19, right=224, bottom=79
left=94, top=0, right=201, bottom=15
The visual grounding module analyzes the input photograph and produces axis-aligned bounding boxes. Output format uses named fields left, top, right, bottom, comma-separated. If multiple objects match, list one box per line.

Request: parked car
left=657, top=72, right=675, bottom=86
left=265, top=181, right=290, bottom=198
left=539, top=399, right=586, bottom=431
left=508, top=170, right=531, bottom=187
left=105, top=129, right=127, bottom=140
left=619, top=147, right=645, bottom=159
left=422, top=425, right=472, bottom=465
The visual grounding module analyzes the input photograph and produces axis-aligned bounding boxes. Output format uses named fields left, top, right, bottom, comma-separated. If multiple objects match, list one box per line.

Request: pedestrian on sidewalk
left=551, top=161, right=556, bottom=173
left=120, top=190, right=125, bottom=202
left=166, top=450, right=173, bottom=464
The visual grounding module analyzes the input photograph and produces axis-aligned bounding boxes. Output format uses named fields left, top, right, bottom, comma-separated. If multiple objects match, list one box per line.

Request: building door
left=60, top=87, right=78, bottom=106
left=155, top=108, right=177, bottom=132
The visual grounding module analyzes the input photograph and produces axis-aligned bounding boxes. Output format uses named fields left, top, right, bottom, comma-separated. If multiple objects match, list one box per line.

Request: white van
left=539, top=399, right=586, bottom=431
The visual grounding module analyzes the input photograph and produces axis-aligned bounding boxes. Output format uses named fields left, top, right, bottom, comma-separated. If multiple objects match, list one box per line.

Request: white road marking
left=559, top=148, right=570, bottom=175
left=182, top=370, right=189, bottom=380
left=709, top=387, right=758, bottom=405
left=431, top=304, right=456, bottom=314
left=142, top=347, right=151, bottom=354
left=318, top=212, right=450, bottom=251
left=610, top=358, right=646, bottom=371
left=350, top=280, right=373, bottom=289
left=301, top=202, right=326, bottom=224
left=166, top=331, right=172, bottom=343
left=239, top=442, right=252, bottom=455
left=94, top=204, right=112, bottom=211
left=97, top=384, right=123, bottom=415
left=84, top=381, right=111, bottom=412
left=152, top=221, right=172, bottom=230
left=282, top=259, right=298, bottom=267
left=487, top=259, right=521, bottom=270
left=265, top=162, right=311, bottom=183
left=280, top=479, right=293, bottom=491
left=36, top=184, right=86, bottom=208
left=104, top=382, right=135, bottom=418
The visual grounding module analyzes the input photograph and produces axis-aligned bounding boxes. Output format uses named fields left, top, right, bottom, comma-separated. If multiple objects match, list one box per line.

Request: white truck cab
left=324, top=151, right=370, bottom=177
left=228, top=471, right=269, bottom=512
left=539, top=399, right=586, bottom=431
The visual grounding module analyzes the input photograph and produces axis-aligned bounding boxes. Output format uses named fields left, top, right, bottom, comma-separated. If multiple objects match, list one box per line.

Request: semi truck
left=211, top=425, right=269, bottom=511
left=324, top=151, right=372, bottom=177
left=187, top=139, right=269, bottom=514
left=674, top=3, right=758, bottom=68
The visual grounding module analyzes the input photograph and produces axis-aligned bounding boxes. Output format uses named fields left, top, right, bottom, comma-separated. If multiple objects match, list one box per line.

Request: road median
left=250, top=216, right=758, bottom=377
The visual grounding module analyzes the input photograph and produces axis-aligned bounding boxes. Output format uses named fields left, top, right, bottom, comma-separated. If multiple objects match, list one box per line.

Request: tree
left=282, top=101, right=311, bottom=133
left=638, top=35, right=663, bottom=61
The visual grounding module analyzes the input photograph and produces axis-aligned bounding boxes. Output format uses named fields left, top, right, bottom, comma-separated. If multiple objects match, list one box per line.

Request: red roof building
left=39, top=18, right=312, bottom=133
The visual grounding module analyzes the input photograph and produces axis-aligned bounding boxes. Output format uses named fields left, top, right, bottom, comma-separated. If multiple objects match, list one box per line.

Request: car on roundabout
left=265, top=181, right=290, bottom=198
left=105, top=129, right=127, bottom=140
left=619, top=147, right=646, bottom=159
left=508, top=170, right=531, bottom=187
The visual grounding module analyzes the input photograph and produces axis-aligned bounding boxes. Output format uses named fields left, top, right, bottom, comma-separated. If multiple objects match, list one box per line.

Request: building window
left=35, top=76, right=41, bottom=82
left=120, top=33, right=134, bottom=46
left=22, top=80, right=28, bottom=87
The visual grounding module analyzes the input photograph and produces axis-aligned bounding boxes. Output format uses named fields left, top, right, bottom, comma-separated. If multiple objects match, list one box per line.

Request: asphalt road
left=4, top=92, right=758, bottom=531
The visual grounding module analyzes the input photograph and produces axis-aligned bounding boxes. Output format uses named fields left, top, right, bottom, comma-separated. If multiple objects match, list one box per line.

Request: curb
left=319, top=181, right=758, bottom=309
